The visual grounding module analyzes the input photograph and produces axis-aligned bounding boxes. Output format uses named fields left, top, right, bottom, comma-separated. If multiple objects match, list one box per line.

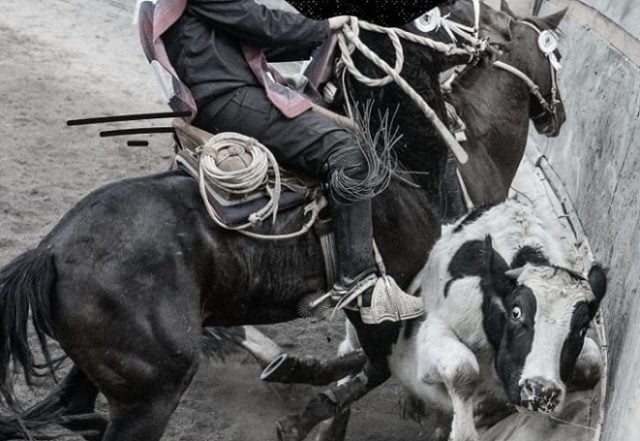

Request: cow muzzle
left=520, top=377, right=563, bottom=413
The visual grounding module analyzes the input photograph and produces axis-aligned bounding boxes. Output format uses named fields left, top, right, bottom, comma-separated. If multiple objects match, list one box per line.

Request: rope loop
left=336, top=18, right=471, bottom=164
left=194, top=132, right=325, bottom=241
left=198, top=132, right=281, bottom=225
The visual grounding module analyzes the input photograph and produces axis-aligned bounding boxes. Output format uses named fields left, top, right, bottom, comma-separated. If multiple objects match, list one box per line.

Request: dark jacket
left=163, top=0, right=330, bottom=110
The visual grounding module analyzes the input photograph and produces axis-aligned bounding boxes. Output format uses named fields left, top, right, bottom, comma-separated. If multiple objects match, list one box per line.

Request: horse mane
left=330, top=28, right=449, bottom=196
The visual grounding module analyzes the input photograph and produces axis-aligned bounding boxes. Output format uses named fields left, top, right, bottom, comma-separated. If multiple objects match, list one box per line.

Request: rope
left=492, top=60, right=554, bottom=114
left=196, top=132, right=325, bottom=240
left=336, top=17, right=471, bottom=164
left=199, top=133, right=281, bottom=225
left=492, top=21, right=560, bottom=116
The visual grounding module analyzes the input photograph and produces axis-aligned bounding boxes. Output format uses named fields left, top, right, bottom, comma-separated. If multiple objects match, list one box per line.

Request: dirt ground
left=0, top=1, right=434, bottom=440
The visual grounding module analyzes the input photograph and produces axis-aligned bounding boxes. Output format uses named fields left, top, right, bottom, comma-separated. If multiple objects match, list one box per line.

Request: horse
left=447, top=0, right=567, bottom=209
left=239, top=0, right=569, bottom=388
left=255, top=5, right=573, bottom=440
left=0, top=5, right=478, bottom=441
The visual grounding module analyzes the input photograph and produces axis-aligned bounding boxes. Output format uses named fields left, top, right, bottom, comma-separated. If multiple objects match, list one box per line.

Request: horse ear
left=500, top=0, right=517, bottom=19
left=587, top=263, right=607, bottom=317
left=541, top=8, right=568, bottom=30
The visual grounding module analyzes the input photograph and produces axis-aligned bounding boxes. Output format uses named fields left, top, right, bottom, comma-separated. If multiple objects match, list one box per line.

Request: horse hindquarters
left=0, top=241, right=202, bottom=441
left=50, top=253, right=203, bottom=441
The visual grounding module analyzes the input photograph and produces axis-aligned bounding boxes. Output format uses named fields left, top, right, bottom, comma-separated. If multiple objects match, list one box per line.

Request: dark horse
left=202, top=0, right=569, bottom=378
left=255, top=5, right=570, bottom=440
left=447, top=1, right=567, bottom=208
left=0, top=7, right=472, bottom=441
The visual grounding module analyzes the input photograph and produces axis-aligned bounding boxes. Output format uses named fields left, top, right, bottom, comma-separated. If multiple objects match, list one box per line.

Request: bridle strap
left=492, top=20, right=560, bottom=117
left=492, top=61, right=554, bottom=114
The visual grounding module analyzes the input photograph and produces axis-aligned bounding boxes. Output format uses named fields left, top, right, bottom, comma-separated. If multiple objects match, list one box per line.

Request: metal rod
left=99, top=127, right=175, bottom=137
left=67, top=111, right=191, bottom=126
left=127, top=140, right=150, bottom=147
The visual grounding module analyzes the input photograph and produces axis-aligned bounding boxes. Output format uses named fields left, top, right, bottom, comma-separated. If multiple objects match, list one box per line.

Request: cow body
left=340, top=199, right=606, bottom=441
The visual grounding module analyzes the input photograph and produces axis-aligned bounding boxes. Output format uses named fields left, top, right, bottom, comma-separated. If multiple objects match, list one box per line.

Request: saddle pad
left=175, top=149, right=313, bottom=228
left=210, top=189, right=309, bottom=227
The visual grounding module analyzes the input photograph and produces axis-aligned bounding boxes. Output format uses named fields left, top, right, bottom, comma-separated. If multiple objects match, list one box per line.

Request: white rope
left=196, top=132, right=324, bottom=240
left=199, top=132, right=281, bottom=224
left=336, top=17, right=471, bottom=164
left=493, top=60, right=548, bottom=106
left=415, top=0, right=483, bottom=47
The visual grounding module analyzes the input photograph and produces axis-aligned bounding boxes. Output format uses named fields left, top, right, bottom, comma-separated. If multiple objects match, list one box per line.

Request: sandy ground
left=0, top=1, right=602, bottom=441
left=0, top=1, right=436, bottom=440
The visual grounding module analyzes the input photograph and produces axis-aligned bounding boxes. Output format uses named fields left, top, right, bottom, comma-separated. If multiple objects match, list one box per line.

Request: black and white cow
left=339, top=199, right=607, bottom=441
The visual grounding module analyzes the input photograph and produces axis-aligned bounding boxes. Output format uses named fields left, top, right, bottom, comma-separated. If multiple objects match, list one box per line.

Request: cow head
left=494, top=263, right=607, bottom=413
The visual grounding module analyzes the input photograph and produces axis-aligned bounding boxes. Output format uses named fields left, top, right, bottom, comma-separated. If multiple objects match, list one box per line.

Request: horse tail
left=0, top=248, right=57, bottom=408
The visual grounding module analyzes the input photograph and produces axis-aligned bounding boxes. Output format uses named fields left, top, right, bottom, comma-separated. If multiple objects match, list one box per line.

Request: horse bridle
left=492, top=20, right=561, bottom=122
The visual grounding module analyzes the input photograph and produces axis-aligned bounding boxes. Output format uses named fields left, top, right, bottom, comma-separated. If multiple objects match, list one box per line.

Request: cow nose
left=520, top=377, right=562, bottom=413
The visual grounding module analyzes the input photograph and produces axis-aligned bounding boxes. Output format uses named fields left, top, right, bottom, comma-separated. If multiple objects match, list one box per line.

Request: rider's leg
left=193, top=86, right=420, bottom=320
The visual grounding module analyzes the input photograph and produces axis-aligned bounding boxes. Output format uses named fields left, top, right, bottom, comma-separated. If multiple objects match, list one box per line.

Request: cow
left=338, top=198, right=607, bottom=441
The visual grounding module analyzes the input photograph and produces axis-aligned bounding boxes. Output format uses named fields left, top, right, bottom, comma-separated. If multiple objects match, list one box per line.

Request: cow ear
left=500, top=0, right=517, bottom=19
left=587, top=263, right=607, bottom=317
left=541, top=8, right=568, bottom=30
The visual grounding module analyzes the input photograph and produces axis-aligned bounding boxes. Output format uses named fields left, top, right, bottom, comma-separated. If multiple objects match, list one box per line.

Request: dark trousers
left=193, top=86, right=355, bottom=179
left=193, top=86, right=376, bottom=284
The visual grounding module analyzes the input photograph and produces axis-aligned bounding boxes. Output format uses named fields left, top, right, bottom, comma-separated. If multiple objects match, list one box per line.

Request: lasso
left=197, top=132, right=324, bottom=240
left=335, top=16, right=488, bottom=165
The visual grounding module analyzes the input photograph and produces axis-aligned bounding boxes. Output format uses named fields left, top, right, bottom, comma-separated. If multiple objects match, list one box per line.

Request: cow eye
left=512, top=306, right=523, bottom=321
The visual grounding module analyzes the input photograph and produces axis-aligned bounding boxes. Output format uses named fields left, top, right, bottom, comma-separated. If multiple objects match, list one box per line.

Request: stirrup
left=359, top=276, right=425, bottom=324
left=332, top=273, right=378, bottom=312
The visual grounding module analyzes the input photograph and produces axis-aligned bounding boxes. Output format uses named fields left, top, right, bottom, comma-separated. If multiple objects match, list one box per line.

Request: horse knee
left=103, top=393, right=186, bottom=441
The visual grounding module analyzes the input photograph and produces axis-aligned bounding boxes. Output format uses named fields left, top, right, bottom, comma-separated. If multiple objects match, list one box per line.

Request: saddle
left=172, top=118, right=324, bottom=228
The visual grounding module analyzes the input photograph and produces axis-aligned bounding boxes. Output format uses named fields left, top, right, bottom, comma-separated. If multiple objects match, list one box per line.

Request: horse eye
left=579, top=327, right=588, bottom=338
left=512, top=306, right=523, bottom=321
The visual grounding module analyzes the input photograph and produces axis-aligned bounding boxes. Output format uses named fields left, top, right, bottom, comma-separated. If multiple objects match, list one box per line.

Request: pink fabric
left=138, top=0, right=197, bottom=118
left=139, top=0, right=318, bottom=120
left=242, top=46, right=312, bottom=118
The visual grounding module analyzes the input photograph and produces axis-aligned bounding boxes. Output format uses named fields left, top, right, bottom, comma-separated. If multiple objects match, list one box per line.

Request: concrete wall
left=506, top=1, right=640, bottom=440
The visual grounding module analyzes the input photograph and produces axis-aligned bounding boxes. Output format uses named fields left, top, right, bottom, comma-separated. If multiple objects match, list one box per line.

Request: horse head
left=406, top=0, right=515, bottom=65
left=499, top=3, right=568, bottom=137
left=494, top=263, right=607, bottom=413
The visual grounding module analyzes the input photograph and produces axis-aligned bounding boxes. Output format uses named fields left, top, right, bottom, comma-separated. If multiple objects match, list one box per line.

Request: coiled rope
left=197, top=132, right=324, bottom=240
left=336, top=17, right=486, bottom=164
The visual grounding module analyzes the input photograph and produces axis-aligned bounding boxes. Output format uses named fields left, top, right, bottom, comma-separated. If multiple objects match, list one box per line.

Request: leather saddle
left=172, top=118, right=323, bottom=228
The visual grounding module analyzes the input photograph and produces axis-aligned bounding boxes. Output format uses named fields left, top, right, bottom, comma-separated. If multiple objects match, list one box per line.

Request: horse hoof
left=276, top=416, right=305, bottom=441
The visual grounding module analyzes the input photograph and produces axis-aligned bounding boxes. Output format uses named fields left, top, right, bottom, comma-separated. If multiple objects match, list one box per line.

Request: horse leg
left=23, top=365, right=106, bottom=440
left=313, top=407, right=351, bottom=441
left=24, top=366, right=98, bottom=418
left=52, top=277, right=202, bottom=441
left=276, top=353, right=389, bottom=441
left=89, top=341, right=199, bottom=441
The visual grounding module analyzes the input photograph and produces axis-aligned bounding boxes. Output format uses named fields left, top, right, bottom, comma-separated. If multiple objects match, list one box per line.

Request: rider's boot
left=330, top=199, right=423, bottom=324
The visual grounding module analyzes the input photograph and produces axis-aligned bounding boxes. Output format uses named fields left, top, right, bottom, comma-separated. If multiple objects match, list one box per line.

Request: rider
left=139, top=0, right=423, bottom=323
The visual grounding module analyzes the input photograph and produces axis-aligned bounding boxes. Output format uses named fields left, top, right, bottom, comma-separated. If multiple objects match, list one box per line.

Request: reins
left=190, top=12, right=491, bottom=239
left=492, top=20, right=561, bottom=120
left=335, top=15, right=490, bottom=165
left=418, top=0, right=482, bottom=44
